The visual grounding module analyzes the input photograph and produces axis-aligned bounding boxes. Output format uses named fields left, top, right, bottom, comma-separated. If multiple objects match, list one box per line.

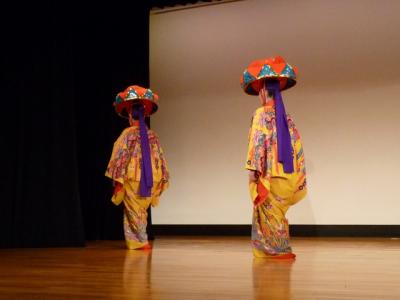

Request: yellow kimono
left=105, top=125, right=169, bottom=249
left=246, top=103, right=307, bottom=257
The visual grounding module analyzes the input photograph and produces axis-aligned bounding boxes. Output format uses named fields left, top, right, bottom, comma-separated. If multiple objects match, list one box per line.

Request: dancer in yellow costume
left=105, top=85, right=169, bottom=250
left=240, top=56, right=307, bottom=259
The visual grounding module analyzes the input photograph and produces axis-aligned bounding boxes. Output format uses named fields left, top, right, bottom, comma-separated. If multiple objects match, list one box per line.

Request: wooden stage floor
left=1, top=237, right=399, bottom=299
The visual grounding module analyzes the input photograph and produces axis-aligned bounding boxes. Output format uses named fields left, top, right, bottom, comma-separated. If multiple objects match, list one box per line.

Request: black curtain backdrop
left=1, top=1, right=150, bottom=247
left=73, top=3, right=150, bottom=241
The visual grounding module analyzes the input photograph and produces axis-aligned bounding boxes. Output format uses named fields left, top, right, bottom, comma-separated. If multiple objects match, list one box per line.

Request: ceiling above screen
left=151, top=0, right=243, bottom=13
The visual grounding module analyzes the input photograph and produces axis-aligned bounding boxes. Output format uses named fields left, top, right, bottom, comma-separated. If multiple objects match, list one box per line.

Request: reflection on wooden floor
left=1, top=237, right=400, bottom=299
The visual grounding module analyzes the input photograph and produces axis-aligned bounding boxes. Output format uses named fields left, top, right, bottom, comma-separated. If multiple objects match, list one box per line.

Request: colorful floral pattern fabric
left=105, top=125, right=169, bottom=249
left=246, top=104, right=306, bottom=196
left=246, top=104, right=307, bottom=256
left=106, top=126, right=169, bottom=188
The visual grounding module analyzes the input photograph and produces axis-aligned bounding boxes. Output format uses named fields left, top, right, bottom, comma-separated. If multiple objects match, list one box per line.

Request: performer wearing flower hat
left=240, top=56, right=307, bottom=259
left=105, top=85, right=169, bottom=250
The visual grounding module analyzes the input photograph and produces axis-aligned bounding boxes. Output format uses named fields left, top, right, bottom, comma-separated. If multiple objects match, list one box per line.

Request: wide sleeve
left=148, top=131, right=170, bottom=196
left=246, top=109, right=273, bottom=207
left=288, top=117, right=307, bottom=192
left=105, top=129, right=130, bottom=185
left=153, top=132, right=170, bottom=194
left=245, top=109, right=270, bottom=174
left=158, top=144, right=170, bottom=194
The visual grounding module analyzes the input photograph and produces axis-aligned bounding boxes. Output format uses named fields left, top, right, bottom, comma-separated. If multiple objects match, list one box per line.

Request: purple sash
left=266, top=81, right=294, bottom=173
left=132, top=105, right=153, bottom=197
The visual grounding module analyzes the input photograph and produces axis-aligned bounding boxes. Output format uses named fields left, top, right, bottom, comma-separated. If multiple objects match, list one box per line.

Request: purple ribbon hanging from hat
left=265, top=80, right=294, bottom=174
left=132, top=105, right=153, bottom=197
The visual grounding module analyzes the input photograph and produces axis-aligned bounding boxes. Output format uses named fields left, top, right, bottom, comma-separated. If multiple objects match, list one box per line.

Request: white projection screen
left=149, top=0, right=400, bottom=225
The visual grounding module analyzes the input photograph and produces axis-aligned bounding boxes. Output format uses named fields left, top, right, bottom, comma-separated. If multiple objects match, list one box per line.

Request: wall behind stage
left=149, top=0, right=400, bottom=225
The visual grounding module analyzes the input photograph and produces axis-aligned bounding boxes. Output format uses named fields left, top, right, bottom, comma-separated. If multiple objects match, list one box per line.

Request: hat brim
left=242, top=76, right=297, bottom=95
left=114, top=99, right=158, bottom=118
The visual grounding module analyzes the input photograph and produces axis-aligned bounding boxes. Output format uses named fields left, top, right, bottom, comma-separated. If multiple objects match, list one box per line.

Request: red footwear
left=253, top=248, right=296, bottom=259
left=271, top=253, right=296, bottom=259
left=137, top=243, right=152, bottom=250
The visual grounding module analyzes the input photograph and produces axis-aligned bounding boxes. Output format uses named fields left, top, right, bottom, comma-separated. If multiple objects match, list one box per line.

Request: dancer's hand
left=151, top=197, right=160, bottom=207
left=111, top=181, right=124, bottom=206
left=112, top=189, right=124, bottom=206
